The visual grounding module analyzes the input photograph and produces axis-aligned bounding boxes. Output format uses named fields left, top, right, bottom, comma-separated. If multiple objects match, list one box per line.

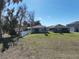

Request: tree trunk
left=0, top=11, right=2, bottom=38
left=18, top=17, right=22, bottom=37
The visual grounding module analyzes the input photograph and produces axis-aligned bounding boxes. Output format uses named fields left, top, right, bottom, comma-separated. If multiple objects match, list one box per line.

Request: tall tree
left=34, top=21, right=41, bottom=26
left=0, top=0, right=5, bottom=37
left=23, top=21, right=28, bottom=26
left=0, top=0, right=23, bottom=37
left=16, top=5, right=27, bottom=35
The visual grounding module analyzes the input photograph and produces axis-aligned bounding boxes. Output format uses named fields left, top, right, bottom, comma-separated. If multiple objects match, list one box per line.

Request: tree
left=7, top=9, right=18, bottom=29
left=0, top=0, right=5, bottom=37
left=0, top=0, right=23, bottom=37
left=2, top=16, right=10, bottom=33
left=16, top=5, right=27, bottom=35
left=34, top=21, right=41, bottom=26
left=55, top=24, right=65, bottom=28
left=2, top=8, right=18, bottom=36
left=23, top=21, right=28, bottom=26
left=54, top=24, right=70, bottom=33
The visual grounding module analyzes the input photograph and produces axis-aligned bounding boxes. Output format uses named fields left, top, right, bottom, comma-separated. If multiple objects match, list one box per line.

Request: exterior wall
left=69, top=27, right=79, bottom=32
left=49, top=28, right=70, bottom=33
left=77, top=28, right=79, bottom=32
left=31, top=27, right=48, bottom=34
left=75, top=27, right=79, bottom=32
left=31, top=28, right=44, bottom=33
left=69, top=27, right=75, bottom=32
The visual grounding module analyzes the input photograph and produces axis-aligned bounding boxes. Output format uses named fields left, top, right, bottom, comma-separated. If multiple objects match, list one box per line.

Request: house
left=31, top=25, right=48, bottom=34
left=48, top=25, right=54, bottom=31
left=49, top=24, right=70, bottom=33
left=66, top=21, right=79, bottom=32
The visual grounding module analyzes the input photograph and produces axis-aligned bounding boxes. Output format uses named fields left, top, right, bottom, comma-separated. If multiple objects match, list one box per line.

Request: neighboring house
left=66, top=21, right=79, bottom=32
left=31, top=25, right=48, bottom=33
left=49, top=24, right=70, bottom=33
left=48, top=25, right=54, bottom=31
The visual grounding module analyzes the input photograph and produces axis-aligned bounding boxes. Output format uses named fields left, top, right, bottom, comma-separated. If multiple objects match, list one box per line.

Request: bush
left=9, top=29, right=17, bottom=37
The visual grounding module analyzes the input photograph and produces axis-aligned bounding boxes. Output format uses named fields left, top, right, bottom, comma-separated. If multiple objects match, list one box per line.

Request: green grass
left=0, top=44, right=3, bottom=49
left=22, top=32, right=79, bottom=41
left=1, top=32, right=79, bottom=59
left=21, top=32, right=79, bottom=49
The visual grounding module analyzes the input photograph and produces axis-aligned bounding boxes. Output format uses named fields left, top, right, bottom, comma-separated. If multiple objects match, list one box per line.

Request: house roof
left=48, top=24, right=68, bottom=29
left=32, top=25, right=46, bottom=29
left=48, top=25, right=54, bottom=28
left=54, top=24, right=66, bottom=28
left=67, top=21, right=79, bottom=27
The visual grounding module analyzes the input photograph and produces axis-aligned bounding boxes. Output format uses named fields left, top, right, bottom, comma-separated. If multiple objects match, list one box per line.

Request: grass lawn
left=1, top=32, right=79, bottom=59
left=20, top=32, right=79, bottom=59
left=22, top=32, right=79, bottom=41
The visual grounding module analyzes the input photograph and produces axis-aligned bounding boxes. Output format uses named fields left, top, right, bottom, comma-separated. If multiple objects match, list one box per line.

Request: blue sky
left=15, top=0, right=79, bottom=26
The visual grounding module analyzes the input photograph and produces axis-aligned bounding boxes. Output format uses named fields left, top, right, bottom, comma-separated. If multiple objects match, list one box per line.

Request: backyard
left=0, top=32, right=79, bottom=59
left=0, top=0, right=79, bottom=59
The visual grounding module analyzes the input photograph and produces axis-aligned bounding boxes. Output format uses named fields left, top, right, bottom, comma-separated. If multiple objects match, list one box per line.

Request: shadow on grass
left=0, top=37, right=19, bottom=53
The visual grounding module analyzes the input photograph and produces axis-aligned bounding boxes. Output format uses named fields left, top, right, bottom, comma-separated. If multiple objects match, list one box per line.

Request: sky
left=3, top=0, right=79, bottom=26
